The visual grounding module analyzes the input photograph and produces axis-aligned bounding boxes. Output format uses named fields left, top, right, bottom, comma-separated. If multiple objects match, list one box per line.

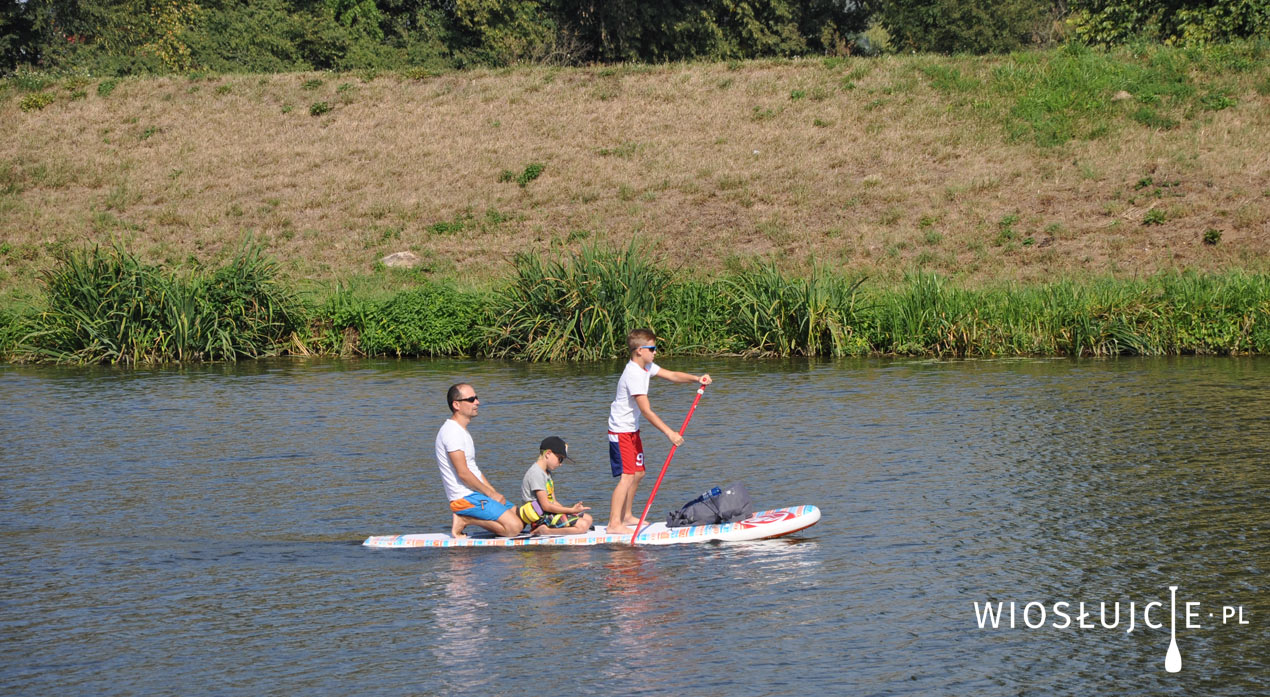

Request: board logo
left=738, top=509, right=795, bottom=528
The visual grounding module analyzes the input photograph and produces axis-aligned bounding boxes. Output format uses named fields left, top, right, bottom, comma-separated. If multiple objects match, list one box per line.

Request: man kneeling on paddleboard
left=436, top=383, right=524, bottom=538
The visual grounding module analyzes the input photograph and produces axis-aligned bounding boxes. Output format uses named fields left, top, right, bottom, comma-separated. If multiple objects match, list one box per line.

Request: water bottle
left=690, top=487, right=722, bottom=505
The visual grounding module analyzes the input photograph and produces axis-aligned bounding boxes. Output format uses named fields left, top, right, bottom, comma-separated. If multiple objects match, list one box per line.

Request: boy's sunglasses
left=639, top=345, right=657, bottom=352
left=455, top=395, right=479, bottom=403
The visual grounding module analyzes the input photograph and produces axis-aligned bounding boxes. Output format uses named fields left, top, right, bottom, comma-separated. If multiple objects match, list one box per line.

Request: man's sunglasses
left=639, top=345, right=657, bottom=352
left=455, top=395, right=479, bottom=403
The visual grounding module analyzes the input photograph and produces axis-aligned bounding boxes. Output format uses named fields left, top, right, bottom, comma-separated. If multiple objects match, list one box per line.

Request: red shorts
left=608, top=431, right=644, bottom=477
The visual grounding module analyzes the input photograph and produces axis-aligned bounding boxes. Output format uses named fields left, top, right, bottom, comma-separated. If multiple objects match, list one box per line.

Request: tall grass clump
left=872, top=273, right=984, bottom=355
left=486, top=244, right=670, bottom=360
left=721, top=262, right=871, bottom=357
left=656, top=279, right=740, bottom=355
left=0, top=307, right=27, bottom=359
left=862, top=272, right=1270, bottom=357
left=20, top=240, right=303, bottom=364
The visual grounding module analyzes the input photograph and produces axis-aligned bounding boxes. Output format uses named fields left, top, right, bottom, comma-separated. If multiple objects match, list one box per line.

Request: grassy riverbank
left=4, top=42, right=1268, bottom=363
left=3, top=41, right=1269, bottom=310
left=3, top=243, right=1267, bottom=363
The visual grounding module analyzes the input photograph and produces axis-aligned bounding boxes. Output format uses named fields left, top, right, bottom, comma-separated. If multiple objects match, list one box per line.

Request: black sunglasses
left=455, top=395, right=479, bottom=403
left=639, top=345, right=658, bottom=352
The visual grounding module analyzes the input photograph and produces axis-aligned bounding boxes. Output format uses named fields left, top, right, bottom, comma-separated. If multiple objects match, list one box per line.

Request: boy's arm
left=534, top=489, right=587, bottom=515
left=635, top=393, right=685, bottom=446
left=449, top=450, right=506, bottom=504
left=654, top=369, right=712, bottom=385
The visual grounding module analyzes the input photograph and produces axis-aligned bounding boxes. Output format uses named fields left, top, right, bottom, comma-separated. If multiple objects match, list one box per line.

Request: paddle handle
left=630, top=384, right=706, bottom=545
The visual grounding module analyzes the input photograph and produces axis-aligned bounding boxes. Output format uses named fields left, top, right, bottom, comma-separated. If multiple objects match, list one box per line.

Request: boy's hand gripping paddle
left=630, top=384, right=706, bottom=545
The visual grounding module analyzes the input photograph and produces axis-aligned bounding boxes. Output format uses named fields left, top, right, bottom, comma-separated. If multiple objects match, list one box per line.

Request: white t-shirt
left=608, top=360, right=660, bottom=432
left=435, top=418, right=480, bottom=502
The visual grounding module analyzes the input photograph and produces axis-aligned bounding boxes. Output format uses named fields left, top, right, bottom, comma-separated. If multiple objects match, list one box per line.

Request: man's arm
left=449, top=450, right=505, bottom=504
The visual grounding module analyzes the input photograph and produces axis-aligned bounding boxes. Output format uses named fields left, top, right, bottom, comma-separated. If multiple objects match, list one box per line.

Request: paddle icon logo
left=972, top=585, right=1252, bottom=673
left=1164, top=586, right=1182, bottom=673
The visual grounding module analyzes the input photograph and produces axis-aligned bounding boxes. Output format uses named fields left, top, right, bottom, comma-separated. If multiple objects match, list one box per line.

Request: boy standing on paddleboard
left=605, top=329, right=711, bottom=535
left=517, top=436, right=593, bottom=536
left=436, top=383, right=524, bottom=538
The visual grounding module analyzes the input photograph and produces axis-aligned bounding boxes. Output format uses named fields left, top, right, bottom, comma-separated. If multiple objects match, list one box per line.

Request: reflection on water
left=1, top=357, right=1267, bottom=696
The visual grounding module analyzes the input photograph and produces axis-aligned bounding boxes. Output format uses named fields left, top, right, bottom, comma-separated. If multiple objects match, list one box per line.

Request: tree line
left=3, top=1, right=1267, bottom=75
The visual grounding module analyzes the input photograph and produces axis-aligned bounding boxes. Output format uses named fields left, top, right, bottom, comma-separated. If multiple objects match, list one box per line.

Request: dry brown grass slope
left=2, top=54, right=1267, bottom=303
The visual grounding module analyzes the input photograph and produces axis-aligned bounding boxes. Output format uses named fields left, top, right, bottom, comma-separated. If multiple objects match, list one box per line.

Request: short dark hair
left=446, top=383, right=471, bottom=413
left=627, top=328, right=655, bottom=355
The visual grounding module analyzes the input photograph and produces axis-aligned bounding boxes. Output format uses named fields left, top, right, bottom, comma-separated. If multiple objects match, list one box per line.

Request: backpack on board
left=666, top=482, right=754, bottom=528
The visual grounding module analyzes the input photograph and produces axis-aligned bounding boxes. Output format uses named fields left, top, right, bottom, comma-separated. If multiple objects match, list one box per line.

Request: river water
left=1, top=357, right=1266, bottom=696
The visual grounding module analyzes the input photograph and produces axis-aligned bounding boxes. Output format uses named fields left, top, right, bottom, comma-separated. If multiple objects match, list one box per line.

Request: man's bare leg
left=451, top=514, right=468, bottom=538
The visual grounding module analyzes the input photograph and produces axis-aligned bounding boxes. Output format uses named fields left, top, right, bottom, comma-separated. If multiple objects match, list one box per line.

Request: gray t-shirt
left=521, top=464, right=554, bottom=504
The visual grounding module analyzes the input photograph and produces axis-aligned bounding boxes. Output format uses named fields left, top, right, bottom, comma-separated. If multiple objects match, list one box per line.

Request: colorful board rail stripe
left=362, top=505, right=820, bottom=549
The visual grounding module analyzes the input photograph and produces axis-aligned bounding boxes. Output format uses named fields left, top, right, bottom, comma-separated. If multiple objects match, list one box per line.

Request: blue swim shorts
left=450, top=493, right=515, bottom=521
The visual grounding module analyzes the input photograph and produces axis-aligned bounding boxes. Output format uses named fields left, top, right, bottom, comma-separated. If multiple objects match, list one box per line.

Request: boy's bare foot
left=450, top=515, right=467, bottom=538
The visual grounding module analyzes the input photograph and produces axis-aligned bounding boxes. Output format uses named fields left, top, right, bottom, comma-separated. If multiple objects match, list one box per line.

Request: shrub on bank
left=321, top=283, right=488, bottom=357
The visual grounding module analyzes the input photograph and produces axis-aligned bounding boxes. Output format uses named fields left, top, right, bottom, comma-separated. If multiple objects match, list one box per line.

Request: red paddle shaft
left=630, top=384, right=707, bottom=545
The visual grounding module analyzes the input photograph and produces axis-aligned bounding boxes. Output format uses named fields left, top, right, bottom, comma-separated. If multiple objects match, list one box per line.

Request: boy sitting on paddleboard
left=605, top=328, right=711, bottom=535
left=517, top=436, right=592, bottom=536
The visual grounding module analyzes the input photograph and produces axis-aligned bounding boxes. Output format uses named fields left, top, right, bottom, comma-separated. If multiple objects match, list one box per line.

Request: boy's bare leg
left=607, top=477, right=635, bottom=534
left=623, top=471, right=645, bottom=526
left=545, top=514, right=593, bottom=536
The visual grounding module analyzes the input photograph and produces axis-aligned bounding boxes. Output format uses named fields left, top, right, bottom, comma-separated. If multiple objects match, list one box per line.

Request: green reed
left=18, top=240, right=302, bottom=364
left=855, top=272, right=1269, bottom=357
left=485, top=243, right=670, bottom=361
left=719, top=262, right=870, bottom=357
left=0, top=307, right=23, bottom=357
left=3, top=244, right=1267, bottom=363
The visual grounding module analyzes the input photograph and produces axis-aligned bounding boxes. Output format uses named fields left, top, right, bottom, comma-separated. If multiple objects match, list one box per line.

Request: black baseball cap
left=539, top=436, right=574, bottom=463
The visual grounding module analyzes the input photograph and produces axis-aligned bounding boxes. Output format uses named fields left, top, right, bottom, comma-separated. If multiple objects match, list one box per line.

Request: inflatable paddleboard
left=362, top=505, right=820, bottom=549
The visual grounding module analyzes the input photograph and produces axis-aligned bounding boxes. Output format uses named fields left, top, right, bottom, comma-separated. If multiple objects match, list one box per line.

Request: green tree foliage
left=5, top=0, right=1263, bottom=75
left=1, top=0, right=40, bottom=72
left=877, top=0, right=1051, bottom=54
left=559, top=0, right=871, bottom=63
left=1069, top=0, right=1270, bottom=45
left=4, top=0, right=879, bottom=75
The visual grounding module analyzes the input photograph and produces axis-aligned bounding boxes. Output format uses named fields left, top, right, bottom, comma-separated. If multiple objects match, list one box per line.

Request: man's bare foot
left=624, top=517, right=643, bottom=527
left=607, top=524, right=633, bottom=535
